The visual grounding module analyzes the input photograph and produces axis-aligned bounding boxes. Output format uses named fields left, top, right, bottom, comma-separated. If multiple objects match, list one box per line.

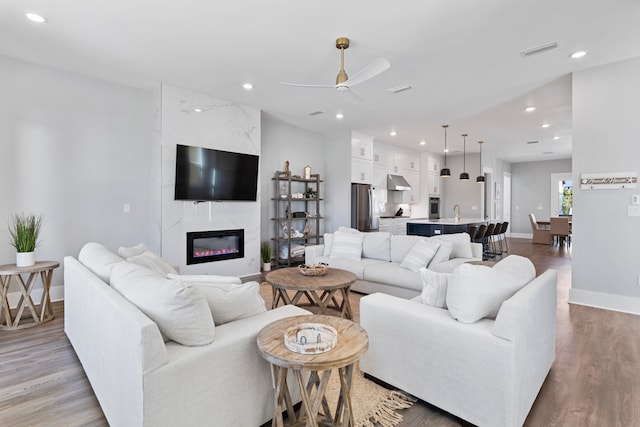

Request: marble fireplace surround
left=160, top=84, right=261, bottom=276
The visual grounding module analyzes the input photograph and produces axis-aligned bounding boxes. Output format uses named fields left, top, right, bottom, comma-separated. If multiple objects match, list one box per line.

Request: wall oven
left=429, top=197, right=440, bottom=219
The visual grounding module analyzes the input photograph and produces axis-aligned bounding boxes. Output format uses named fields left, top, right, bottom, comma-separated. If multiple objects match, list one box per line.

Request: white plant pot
left=263, top=262, right=272, bottom=272
left=16, top=251, right=35, bottom=267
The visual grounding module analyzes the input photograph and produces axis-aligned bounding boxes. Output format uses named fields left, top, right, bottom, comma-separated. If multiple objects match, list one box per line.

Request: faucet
left=453, top=204, right=461, bottom=222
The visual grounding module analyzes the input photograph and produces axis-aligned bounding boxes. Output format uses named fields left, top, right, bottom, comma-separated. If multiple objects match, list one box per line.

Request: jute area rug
left=323, top=366, right=416, bottom=427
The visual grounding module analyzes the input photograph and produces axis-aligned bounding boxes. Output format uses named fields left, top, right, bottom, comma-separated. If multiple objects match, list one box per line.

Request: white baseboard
left=5, top=285, right=64, bottom=309
left=509, top=232, right=532, bottom=239
left=569, top=288, right=640, bottom=316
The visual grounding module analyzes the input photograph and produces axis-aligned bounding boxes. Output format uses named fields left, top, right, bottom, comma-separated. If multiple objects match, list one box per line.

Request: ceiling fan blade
left=342, top=88, right=366, bottom=104
left=281, top=82, right=336, bottom=89
left=343, top=58, right=390, bottom=87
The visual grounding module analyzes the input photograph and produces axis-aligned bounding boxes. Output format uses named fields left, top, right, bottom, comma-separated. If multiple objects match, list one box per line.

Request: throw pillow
left=362, top=232, right=392, bottom=262
left=110, top=262, right=215, bottom=346
left=117, top=243, right=150, bottom=259
left=432, top=233, right=473, bottom=259
left=167, top=273, right=242, bottom=284
left=329, top=230, right=364, bottom=261
left=78, top=242, right=124, bottom=284
left=446, top=263, right=531, bottom=323
left=322, top=233, right=334, bottom=257
left=427, top=240, right=454, bottom=266
left=492, top=255, right=536, bottom=283
left=127, top=251, right=178, bottom=277
left=182, top=280, right=267, bottom=325
left=420, top=267, right=450, bottom=308
left=400, top=240, right=441, bottom=272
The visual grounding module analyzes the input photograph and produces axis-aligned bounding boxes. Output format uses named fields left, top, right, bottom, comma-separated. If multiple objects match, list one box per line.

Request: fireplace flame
left=194, top=248, right=239, bottom=258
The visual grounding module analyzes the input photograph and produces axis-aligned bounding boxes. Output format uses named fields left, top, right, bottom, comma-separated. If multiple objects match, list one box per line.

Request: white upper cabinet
left=351, top=131, right=374, bottom=161
left=351, top=157, right=373, bottom=184
left=426, top=153, right=441, bottom=173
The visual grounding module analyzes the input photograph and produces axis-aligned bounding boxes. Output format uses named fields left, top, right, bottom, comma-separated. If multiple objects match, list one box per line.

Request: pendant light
left=476, top=140, right=486, bottom=183
left=440, top=125, right=451, bottom=177
left=459, top=133, right=469, bottom=180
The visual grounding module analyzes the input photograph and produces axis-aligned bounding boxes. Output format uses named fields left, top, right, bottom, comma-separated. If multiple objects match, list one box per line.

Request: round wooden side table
left=265, top=268, right=356, bottom=319
left=257, top=314, right=368, bottom=427
left=0, top=261, right=59, bottom=330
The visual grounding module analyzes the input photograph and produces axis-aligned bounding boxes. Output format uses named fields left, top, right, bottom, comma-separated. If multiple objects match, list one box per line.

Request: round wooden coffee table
left=265, top=268, right=356, bottom=319
left=257, top=314, right=368, bottom=427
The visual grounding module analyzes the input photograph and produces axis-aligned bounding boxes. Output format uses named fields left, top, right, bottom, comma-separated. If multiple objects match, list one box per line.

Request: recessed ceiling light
left=336, top=113, right=344, bottom=119
left=25, top=12, right=47, bottom=23
left=193, top=108, right=202, bottom=113
left=570, top=51, right=587, bottom=59
left=390, top=131, right=397, bottom=136
left=525, top=106, right=537, bottom=112
left=420, top=140, right=426, bottom=146
left=553, top=136, right=560, bottom=140
left=541, top=123, right=551, bottom=128
left=242, top=83, right=253, bottom=90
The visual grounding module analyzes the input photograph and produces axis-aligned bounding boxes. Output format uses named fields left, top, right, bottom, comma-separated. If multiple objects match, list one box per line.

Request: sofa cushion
left=363, top=262, right=423, bottom=292
left=390, top=235, right=423, bottom=263
left=117, top=243, right=150, bottom=259
left=400, top=240, right=441, bottom=272
left=110, top=262, right=215, bottom=346
left=167, top=273, right=242, bottom=285
left=428, top=257, right=474, bottom=273
left=182, top=280, right=267, bottom=325
left=362, top=232, right=392, bottom=262
left=431, top=233, right=473, bottom=259
left=330, top=230, right=364, bottom=261
left=127, top=250, right=178, bottom=277
left=78, top=242, right=124, bottom=284
left=316, top=256, right=386, bottom=280
left=322, top=233, right=334, bottom=256
left=493, top=254, right=536, bottom=283
left=428, top=240, right=454, bottom=265
left=420, top=267, right=450, bottom=308
left=446, top=260, right=532, bottom=323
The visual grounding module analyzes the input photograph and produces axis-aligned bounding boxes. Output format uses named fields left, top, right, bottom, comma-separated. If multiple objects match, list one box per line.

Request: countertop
left=380, top=216, right=427, bottom=220
left=407, top=218, right=486, bottom=225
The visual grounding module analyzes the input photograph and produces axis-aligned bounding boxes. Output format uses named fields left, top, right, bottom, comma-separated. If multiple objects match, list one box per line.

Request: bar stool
left=483, top=223, right=495, bottom=259
left=500, top=222, right=509, bottom=254
left=467, top=225, right=478, bottom=242
left=490, top=222, right=502, bottom=257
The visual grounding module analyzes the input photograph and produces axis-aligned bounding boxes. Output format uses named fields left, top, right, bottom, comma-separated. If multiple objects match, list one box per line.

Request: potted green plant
left=261, top=240, right=272, bottom=272
left=9, top=213, right=42, bottom=267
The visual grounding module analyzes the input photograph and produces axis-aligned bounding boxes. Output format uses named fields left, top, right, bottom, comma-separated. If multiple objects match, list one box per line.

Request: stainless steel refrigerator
left=351, top=183, right=379, bottom=232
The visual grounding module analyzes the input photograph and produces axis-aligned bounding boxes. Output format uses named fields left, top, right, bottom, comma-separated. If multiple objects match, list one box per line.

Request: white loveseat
left=305, top=229, right=483, bottom=298
left=359, top=256, right=557, bottom=427
left=64, top=243, right=309, bottom=427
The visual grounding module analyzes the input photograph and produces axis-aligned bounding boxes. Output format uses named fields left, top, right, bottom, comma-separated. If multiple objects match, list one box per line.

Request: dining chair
left=529, top=213, right=552, bottom=245
left=550, top=217, right=571, bottom=246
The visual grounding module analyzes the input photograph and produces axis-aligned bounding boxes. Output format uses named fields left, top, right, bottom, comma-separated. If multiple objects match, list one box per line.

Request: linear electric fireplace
left=186, top=229, right=244, bottom=265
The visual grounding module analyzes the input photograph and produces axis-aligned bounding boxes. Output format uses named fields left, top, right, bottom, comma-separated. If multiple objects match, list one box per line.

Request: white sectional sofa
left=305, top=229, right=482, bottom=298
left=359, top=256, right=558, bottom=427
left=64, top=243, right=309, bottom=427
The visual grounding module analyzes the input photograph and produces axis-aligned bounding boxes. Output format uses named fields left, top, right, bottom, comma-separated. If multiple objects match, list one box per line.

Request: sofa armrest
left=305, top=244, right=325, bottom=264
left=470, top=242, right=483, bottom=258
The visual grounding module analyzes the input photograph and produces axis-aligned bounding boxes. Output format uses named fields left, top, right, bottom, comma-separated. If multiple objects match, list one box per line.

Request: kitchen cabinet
left=404, top=170, right=421, bottom=203
left=427, top=172, right=440, bottom=196
left=373, top=164, right=387, bottom=190
left=426, top=154, right=441, bottom=173
left=372, top=147, right=388, bottom=165
left=379, top=218, right=409, bottom=235
left=351, top=139, right=373, bottom=161
left=351, top=157, right=373, bottom=184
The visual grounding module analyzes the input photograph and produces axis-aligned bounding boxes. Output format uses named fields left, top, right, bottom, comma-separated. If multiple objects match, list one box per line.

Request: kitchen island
left=407, top=218, right=487, bottom=237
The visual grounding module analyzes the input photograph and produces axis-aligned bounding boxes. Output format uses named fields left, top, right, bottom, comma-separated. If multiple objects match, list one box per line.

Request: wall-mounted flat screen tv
left=174, top=144, right=259, bottom=201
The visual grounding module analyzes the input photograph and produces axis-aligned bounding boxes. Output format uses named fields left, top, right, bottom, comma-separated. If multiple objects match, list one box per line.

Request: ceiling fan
left=281, top=37, right=391, bottom=103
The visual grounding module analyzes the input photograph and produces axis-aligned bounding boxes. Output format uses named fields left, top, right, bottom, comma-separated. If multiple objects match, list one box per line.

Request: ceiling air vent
left=526, top=140, right=540, bottom=145
left=520, top=42, right=559, bottom=58
left=307, top=110, right=324, bottom=116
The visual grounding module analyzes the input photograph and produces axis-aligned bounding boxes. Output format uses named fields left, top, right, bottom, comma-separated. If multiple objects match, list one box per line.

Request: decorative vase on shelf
left=16, top=252, right=35, bottom=267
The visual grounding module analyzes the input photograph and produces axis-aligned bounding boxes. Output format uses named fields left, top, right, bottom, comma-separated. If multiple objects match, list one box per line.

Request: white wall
left=160, top=84, right=261, bottom=277
left=571, top=56, right=640, bottom=314
left=510, top=159, right=572, bottom=235
left=260, top=113, right=325, bottom=242
left=0, top=55, right=158, bottom=301
left=323, top=131, right=352, bottom=232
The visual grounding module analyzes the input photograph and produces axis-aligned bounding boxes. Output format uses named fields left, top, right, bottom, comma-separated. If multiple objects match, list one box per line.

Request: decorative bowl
left=284, top=323, right=338, bottom=354
left=298, top=263, right=328, bottom=276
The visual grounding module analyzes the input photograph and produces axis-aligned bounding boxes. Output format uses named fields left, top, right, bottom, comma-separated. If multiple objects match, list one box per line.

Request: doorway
left=550, top=172, right=573, bottom=217
left=503, top=172, right=511, bottom=234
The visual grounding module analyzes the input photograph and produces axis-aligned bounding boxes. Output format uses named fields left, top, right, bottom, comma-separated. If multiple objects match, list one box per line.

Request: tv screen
left=174, top=144, right=259, bottom=201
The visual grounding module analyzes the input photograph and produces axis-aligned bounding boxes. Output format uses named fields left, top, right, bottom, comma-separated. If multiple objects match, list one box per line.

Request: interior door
left=503, top=172, right=511, bottom=233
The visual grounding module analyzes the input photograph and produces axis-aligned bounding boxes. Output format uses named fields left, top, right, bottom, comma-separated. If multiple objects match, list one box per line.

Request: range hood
left=387, top=174, right=412, bottom=191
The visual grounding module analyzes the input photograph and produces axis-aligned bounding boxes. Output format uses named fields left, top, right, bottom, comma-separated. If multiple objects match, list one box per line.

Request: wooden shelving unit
left=271, top=171, right=323, bottom=268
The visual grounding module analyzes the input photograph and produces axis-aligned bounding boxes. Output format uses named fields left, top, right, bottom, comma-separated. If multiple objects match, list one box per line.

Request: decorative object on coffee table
left=8, top=212, right=43, bottom=267
left=265, top=267, right=355, bottom=319
left=257, top=314, right=368, bottom=427
left=0, top=261, right=59, bottom=330
left=284, top=322, right=337, bottom=354
left=297, top=263, right=328, bottom=276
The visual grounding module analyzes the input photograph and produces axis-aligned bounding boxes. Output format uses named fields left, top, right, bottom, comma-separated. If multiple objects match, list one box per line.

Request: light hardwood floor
left=1, top=238, right=638, bottom=426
